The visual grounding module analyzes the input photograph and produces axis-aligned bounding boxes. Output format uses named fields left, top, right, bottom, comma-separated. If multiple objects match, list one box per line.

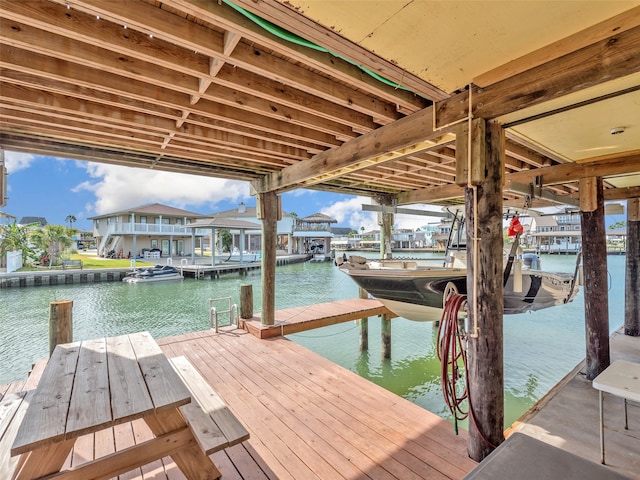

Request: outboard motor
left=522, top=252, right=540, bottom=270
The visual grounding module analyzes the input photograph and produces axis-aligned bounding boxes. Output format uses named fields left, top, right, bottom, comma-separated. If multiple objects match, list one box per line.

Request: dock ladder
left=209, top=297, right=239, bottom=332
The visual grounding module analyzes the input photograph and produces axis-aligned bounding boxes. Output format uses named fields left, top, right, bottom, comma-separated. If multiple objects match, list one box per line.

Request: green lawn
left=74, top=255, right=156, bottom=269
left=17, top=254, right=156, bottom=271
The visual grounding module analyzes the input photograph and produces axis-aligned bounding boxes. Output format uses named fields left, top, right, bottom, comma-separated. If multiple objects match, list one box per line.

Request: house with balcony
left=530, top=212, right=582, bottom=254
left=211, top=205, right=339, bottom=257
left=292, top=213, right=336, bottom=257
left=208, top=203, right=292, bottom=253
left=89, top=203, right=207, bottom=259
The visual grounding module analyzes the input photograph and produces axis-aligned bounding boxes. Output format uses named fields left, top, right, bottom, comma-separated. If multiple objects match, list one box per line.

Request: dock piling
left=240, top=284, right=254, bottom=321
left=358, top=287, right=369, bottom=351
left=49, top=300, right=73, bottom=355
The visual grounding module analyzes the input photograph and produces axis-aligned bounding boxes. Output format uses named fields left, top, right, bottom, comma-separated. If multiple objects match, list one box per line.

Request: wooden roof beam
left=252, top=103, right=456, bottom=193
left=436, top=24, right=640, bottom=126
left=254, top=23, right=639, bottom=195
left=397, top=152, right=640, bottom=205
left=41, top=0, right=414, bottom=124
left=0, top=16, right=369, bottom=137
left=170, top=0, right=441, bottom=107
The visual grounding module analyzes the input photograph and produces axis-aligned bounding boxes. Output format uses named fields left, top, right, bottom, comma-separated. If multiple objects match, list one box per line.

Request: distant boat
left=221, top=248, right=261, bottom=263
left=123, top=265, right=183, bottom=283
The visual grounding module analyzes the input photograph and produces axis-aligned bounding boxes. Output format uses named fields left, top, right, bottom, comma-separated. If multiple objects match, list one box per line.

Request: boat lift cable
left=565, top=249, right=583, bottom=302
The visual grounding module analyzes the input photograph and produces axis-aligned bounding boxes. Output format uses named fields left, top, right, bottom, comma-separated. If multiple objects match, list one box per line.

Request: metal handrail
left=209, top=297, right=239, bottom=332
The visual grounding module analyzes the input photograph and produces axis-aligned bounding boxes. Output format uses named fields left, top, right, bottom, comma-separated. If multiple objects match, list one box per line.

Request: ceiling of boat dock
left=1, top=0, right=639, bottom=207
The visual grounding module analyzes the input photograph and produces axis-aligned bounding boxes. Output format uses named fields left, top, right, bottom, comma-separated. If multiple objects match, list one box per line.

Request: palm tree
left=0, top=221, right=37, bottom=264
left=219, top=229, right=233, bottom=253
left=30, top=224, right=74, bottom=267
left=65, top=215, right=77, bottom=229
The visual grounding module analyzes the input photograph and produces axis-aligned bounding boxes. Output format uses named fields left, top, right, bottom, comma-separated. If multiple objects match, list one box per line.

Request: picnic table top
left=11, top=331, right=192, bottom=455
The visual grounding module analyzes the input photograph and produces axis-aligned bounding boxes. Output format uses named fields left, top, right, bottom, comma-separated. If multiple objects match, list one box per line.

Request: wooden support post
left=625, top=198, right=640, bottom=336
left=358, top=287, right=369, bottom=351
left=240, top=284, right=253, bottom=320
left=466, top=120, right=505, bottom=461
left=580, top=176, right=610, bottom=379
left=374, top=195, right=394, bottom=260
left=49, top=300, right=73, bottom=355
left=258, top=191, right=279, bottom=326
left=381, top=314, right=391, bottom=359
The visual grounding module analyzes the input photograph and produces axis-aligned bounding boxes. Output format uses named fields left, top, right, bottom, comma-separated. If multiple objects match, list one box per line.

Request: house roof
left=1, top=1, right=639, bottom=208
left=186, top=217, right=260, bottom=230
left=532, top=216, right=559, bottom=228
left=213, top=206, right=259, bottom=219
left=300, top=213, right=337, bottom=223
left=19, top=216, right=48, bottom=226
left=88, top=203, right=204, bottom=219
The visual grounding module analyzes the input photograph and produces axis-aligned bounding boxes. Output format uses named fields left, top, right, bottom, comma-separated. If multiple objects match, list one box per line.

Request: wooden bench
left=62, top=259, right=83, bottom=269
left=9, top=333, right=235, bottom=479
left=0, top=391, right=32, bottom=479
left=0, top=359, right=47, bottom=479
left=169, top=356, right=250, bottom=457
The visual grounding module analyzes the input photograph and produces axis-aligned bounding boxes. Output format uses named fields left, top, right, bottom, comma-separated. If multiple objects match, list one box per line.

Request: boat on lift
left=122, top=265, right=183, bottom=283
left=337, top=212, right=581, bottom=321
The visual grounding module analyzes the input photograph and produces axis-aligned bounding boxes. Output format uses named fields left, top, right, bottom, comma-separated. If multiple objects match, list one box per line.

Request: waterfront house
left=293, top=212, right=336, bottom=256
left=531, top=212, right=582, bottom=254
left=89, top=203, right=206, bottom=259
left=207, top=203, right=295, bottom=254
left=210, top=205, right=339, bottom=257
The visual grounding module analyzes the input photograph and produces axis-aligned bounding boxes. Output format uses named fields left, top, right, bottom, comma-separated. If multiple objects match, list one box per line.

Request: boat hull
left=123, top=273, right=183, bottom=283
left=123, top=265, right=183, bottom=283
left=341, top=266, right=577, bottom=322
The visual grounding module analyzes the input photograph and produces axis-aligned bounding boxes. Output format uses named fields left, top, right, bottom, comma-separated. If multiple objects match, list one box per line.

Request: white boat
left=337, top=209, right=581, bottom=322
left=221, top=248, right=261, bottom=263
left=338, top=255, right=578, bottom=321
left=123, top=265, right=183, bottom=283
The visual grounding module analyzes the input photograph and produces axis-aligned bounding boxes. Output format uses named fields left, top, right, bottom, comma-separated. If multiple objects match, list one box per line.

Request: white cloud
left=321, top=196, right=379, bottom=231
left=77, top=163, right=251, bottom=216
left=4, top=152, right=36, bottom=173
left=322, top=198, right=449, bottom=231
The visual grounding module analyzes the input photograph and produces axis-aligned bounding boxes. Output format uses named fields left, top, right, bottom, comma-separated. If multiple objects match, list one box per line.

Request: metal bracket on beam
left=506, top=180, right=579, bottom=208
left=362, top=204, right=451, bottom=218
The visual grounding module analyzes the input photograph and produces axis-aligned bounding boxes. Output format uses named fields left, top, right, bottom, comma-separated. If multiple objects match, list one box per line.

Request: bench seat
left=169, top=356, right=249, bottom=456
left=0, top=391, right=31, bottom=479
left=62, top=259, right=83, bottom=269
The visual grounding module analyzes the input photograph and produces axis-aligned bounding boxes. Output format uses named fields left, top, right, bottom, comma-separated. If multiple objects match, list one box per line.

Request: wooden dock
left=243, top=298, right=397, bottom=338
left=508, top=328, right=640, bottom=479
left=180, top=261, right=261, bottom=279
left=2, top=329, right=477, bottom=479
left=4, top=299, right=638, bottom=479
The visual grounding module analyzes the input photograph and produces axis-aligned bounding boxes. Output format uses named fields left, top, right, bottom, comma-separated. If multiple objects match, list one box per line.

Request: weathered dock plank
left=243, top=298, right=398, bottom=338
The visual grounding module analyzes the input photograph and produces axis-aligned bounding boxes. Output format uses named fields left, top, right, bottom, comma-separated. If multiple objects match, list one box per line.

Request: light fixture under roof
left=610, top=127, right=625, bottom=135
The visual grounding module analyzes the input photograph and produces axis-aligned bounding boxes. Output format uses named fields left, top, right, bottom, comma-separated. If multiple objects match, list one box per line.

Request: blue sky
left=3, top=151, right=626, bottom=232
left=2, top=151, right=437, bottom=232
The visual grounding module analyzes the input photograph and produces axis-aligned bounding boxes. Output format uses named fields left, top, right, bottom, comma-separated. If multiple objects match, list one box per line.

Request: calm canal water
left=0, top=254, right=627, bottom=428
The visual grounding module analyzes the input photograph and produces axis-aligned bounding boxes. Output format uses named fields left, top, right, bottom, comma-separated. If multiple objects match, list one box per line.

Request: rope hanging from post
left=437, top=289, right=499, bottom=449
left=437, top=290, right=469, bottom=434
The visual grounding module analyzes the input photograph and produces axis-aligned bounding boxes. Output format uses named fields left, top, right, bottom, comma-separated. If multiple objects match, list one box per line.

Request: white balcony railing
left=105, top=223, right=209, bottom=236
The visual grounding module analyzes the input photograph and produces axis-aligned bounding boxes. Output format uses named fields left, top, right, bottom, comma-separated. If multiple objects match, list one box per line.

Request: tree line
left=0, top=221, right=76, bottom=268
